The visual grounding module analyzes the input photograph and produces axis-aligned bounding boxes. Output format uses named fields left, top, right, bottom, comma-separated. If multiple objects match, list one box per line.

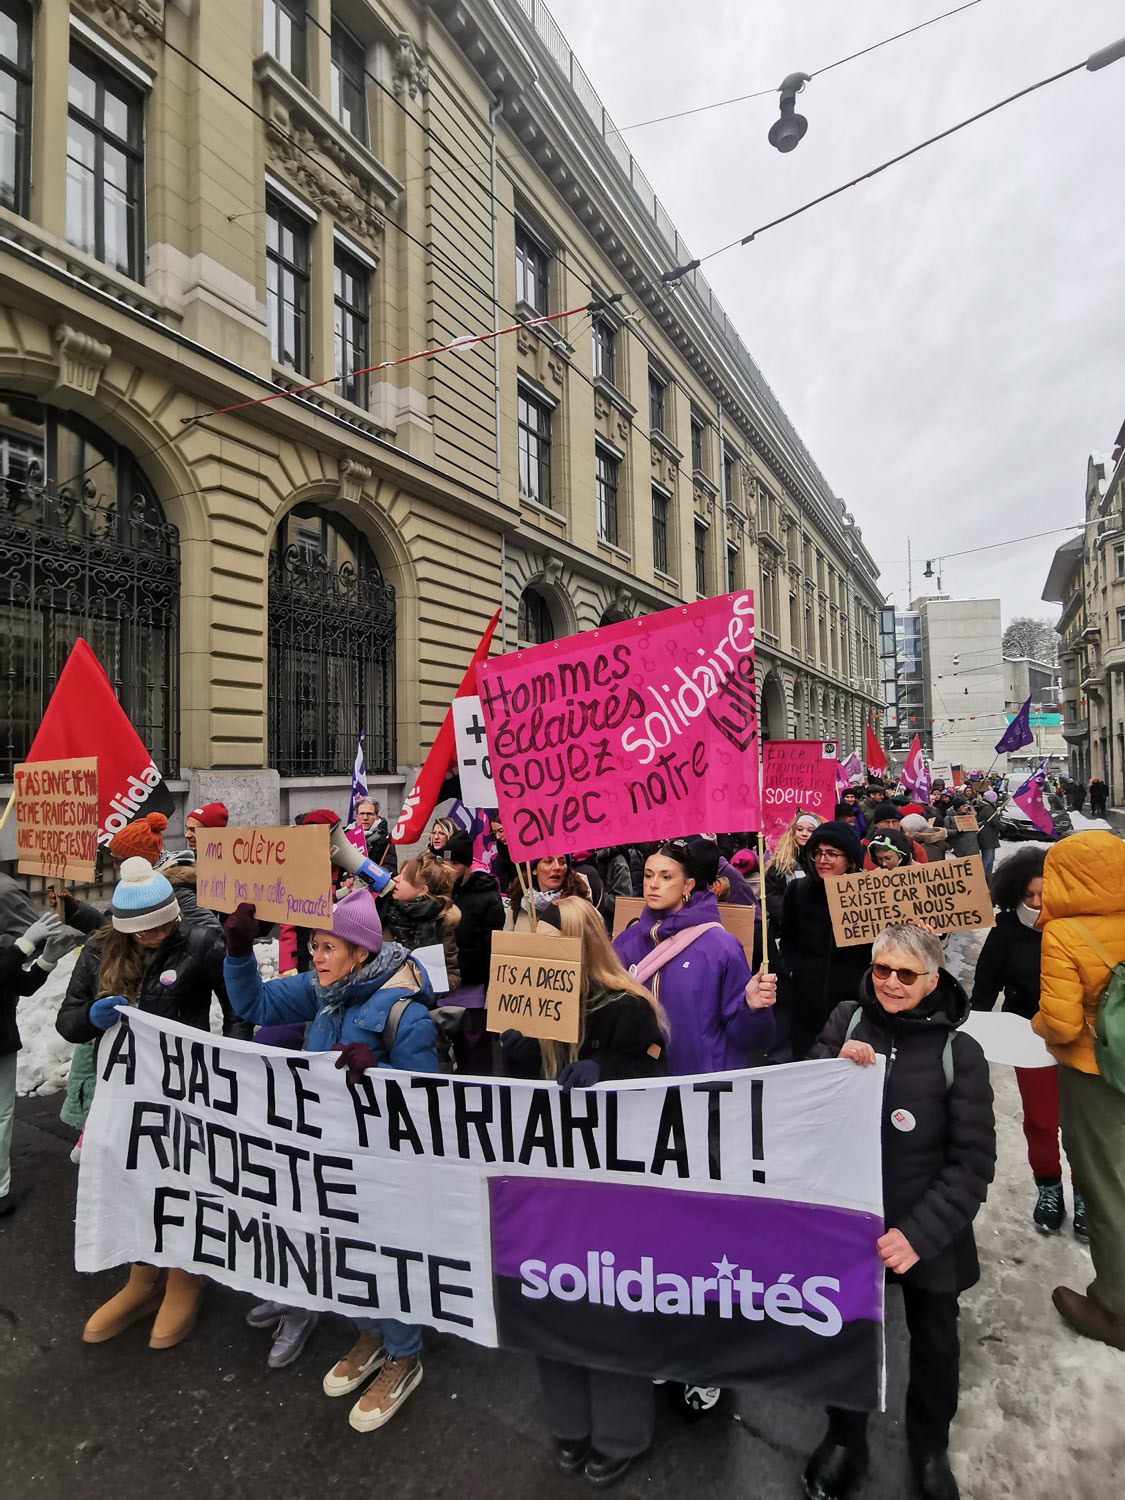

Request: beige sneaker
left=323, top=1332, right=386, bottom=1397
left=348, top=1354, right=423, bottom=1431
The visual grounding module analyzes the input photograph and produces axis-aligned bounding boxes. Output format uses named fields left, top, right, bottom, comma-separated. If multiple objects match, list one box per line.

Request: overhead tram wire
left=611, top=0, right=986, bottom=133
left=660, top=53, right=1111, bottom=282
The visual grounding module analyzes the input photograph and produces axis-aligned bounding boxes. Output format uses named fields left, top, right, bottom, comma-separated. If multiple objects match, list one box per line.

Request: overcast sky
left=543, top=0, right=1125, bottom=626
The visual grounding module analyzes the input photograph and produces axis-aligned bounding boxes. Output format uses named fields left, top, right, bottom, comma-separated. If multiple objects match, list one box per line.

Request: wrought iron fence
left=267, top=542, right=396, bottom=777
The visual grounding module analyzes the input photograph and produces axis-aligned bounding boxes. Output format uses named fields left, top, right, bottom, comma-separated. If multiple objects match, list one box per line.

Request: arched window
left=0, top=394, right=179, bottom=776
left=517, top=586, right=555, bottom=646
left=268, top=504, right=396, bottom=776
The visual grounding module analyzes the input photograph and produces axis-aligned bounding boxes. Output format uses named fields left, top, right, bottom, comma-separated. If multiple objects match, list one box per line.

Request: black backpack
left=383, top=996, right=465, bottom=1075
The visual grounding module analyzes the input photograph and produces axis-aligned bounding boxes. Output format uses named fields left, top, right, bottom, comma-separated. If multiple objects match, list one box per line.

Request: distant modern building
left=879, top=604, right=925, bottom=755
left=1043, top=435, right=1125, bottom=799
left=1003, top=656, right=1064, bottom=770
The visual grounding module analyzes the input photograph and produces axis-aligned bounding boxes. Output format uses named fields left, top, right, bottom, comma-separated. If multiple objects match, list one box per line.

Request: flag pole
left=515, top=861, right=537, bottom=933
left=0, top=794, right=13, bottom=832
left=755, top=724, right=768, bottom=977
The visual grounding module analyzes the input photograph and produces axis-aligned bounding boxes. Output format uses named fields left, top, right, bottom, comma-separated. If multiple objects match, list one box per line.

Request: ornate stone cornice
left=72, top=0, right=164, bottom=62
left=255, top=55, right=403, bottom=254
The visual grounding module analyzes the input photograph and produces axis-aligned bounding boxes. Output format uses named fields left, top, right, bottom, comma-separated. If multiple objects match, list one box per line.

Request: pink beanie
left=329, top=888, right=382, bottom=954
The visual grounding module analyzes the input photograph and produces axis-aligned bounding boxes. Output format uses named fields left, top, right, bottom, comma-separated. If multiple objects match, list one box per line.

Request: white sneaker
left=323, top=1332, right=386, bottom=1397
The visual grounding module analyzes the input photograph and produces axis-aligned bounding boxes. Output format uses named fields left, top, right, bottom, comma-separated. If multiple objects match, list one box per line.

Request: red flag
left=865, top=724, right=887, bottom=776
left=902, top=734, right=927, bottom=796
left=26, top=639, right=174, bottom=847
left=391, top=609, right=501, bottom=844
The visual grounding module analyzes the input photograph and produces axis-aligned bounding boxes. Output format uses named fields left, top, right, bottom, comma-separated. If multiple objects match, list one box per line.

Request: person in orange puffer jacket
left=1033, top=830, right=1125, bottom=1350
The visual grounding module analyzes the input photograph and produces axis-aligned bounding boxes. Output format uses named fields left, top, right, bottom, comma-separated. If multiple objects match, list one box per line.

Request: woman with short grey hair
left=802, top=922, right=995, bottom=1500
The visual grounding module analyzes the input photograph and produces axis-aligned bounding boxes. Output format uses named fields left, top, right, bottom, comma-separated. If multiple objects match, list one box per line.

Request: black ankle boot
left=584, top=1449, right=637, bottom=1488
left=553, top=1437, right=591, bottom=1475
left=803, top=1433, right=869, bottom=1500
left=912, top=1449, right=959, bottom=1500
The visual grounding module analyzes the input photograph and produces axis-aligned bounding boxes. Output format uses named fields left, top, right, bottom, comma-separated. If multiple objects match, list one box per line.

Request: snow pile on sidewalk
left=14, top=939, right=280, bottom=1097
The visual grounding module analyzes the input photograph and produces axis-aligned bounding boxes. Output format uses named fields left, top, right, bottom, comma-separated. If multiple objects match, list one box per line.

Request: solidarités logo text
left=519, top=1250, right=844, bottom=1337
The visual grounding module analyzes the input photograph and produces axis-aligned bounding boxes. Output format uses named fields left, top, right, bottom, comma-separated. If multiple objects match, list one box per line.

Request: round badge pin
left=890, top=1108, right=916, bottom=1132
left=159, top=969, right=177, bottom=986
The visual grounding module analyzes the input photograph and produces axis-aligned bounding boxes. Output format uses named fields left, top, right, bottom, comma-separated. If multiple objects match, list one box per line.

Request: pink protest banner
left=761, top=740, right=839, bottom=849
left=476, top=591, right=760, bottom=863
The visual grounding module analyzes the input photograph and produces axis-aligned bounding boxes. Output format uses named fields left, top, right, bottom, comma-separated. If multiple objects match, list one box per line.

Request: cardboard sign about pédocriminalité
left=953, top=814, right=979, bottom=832
left=14, top=757, right=98, bottom=880
left=823, top=855, right=995, bottom=947
left=612, top=896, right=759, bottom=971
left=487, top=931, right=582, bottom=1043
left=196, top=825, right=332, bottom=927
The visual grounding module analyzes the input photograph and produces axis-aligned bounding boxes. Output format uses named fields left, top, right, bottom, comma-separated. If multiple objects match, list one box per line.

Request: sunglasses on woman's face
left=872, top=962, right=930, bottom=986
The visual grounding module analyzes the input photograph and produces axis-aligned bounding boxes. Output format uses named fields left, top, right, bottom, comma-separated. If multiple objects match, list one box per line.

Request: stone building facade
left=1043, top=441, right=1125, bottom=801
left=0, top=0, right=883, bottom=848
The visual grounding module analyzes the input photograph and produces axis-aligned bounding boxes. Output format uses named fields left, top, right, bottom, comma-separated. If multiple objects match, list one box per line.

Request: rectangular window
left=726, top=543, right=738, bottom=593
left=0, top=0, right=32, bottom=216
left=66, top=47, right=145, bottom=279
left=648, top=370, right=666, bottom=434
left=1119, top=606, right=1125, bottom=643
left=595, top=446, right=620, bottom=546
left=690, top=415, right=705, bottom=474
left=652, top=488, right=669, bottom=575
left=266, top=194, right=310, bottom=372
left=331, top=22, right=366, bottom=143
left=1115, top=541, right=1125, bottom=579
left=723, top=451, right=735, bottom=505
left=694, top=520, right=708, bottom=597
left=592, top=317, right=616, bottom=385
left=263, top=0, right=306, bottom=82
left=518, top=387, right=552, bottom=506
left=515, top=222, right=550, bottom=314
left=334, top=247, right=369, bottom=406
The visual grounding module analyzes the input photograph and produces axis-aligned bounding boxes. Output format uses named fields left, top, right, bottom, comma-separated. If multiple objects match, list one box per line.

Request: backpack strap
left=1067, top=918, right=1120, bottom=974
left=381, top=995, right=415, bottom=1060
left=847, top=1003, right=954, bottom=1089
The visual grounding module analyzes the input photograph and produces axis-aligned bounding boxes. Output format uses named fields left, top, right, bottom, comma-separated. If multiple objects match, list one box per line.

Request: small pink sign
left=476, top=592, right=761, bottom=863
left=761, top=740, right=839, bottom=849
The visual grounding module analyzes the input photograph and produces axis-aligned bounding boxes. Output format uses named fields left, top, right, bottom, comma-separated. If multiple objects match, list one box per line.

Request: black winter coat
left=56, top=923, right=229, bottom=1044
left=1, top=942, right=52, bottom=1057
left=970, top=909, right=1041, bottom=1019
left=504, top=982, right=668, bottom=1082
left=810, top=970, right=995, bottom=1293
left=779, top=873, right=872, bottom=1059
left=453, top=871, right=506, bottom=988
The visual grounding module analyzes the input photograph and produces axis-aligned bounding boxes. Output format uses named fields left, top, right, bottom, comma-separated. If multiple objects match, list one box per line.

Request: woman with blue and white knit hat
left=57, top=857, right=231, bottom=1349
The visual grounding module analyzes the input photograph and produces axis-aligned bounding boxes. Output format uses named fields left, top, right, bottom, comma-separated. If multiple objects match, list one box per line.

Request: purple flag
left=996, top=697, right=1034, bottom=755
left=1013, top=758, right=1055, bottom=837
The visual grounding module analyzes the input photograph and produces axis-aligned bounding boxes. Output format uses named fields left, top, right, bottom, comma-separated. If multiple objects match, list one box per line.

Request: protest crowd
left=2, top=614, right=1124, bottom=1500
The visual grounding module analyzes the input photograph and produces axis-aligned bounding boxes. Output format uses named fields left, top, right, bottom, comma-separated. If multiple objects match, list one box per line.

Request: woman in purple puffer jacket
left=612, top=839, right=775, bottom=1076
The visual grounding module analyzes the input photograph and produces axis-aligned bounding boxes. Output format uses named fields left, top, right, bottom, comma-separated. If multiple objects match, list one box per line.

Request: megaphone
left=328, top=820, right=394, bottom=895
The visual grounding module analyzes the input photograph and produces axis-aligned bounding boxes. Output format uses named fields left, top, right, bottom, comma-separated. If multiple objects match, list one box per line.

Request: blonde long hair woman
left=499, top=895, right=667, bottom=1086
left=508, top=895, right=669, bottom=1487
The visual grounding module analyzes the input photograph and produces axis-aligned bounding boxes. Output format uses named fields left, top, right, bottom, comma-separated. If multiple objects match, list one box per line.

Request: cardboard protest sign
left=13, top=757, right=98, bottom=880
left=77, top=1008, right=887, bottom=1406
left=613, top=896, right=759, bottom=971
left=953, top=814, right=979, bottom=833
left=761, top=740, right=838, bottom=848
left=476, top=591, right=760, bottom=863
left=196, top=825, right=333, bottom=927
left=823, top=855, right=995, bottom=947
left=452, top=695, right=496, bottom=808
left=487, top=931, right=582, bottom=1042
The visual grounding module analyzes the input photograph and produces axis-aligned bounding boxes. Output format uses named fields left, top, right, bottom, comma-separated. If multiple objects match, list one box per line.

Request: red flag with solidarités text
left=391, top=608, right=501, bottom=845
left=25, top=639, right=175, bottom=847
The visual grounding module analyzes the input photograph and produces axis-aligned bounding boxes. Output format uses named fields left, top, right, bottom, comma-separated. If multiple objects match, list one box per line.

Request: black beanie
left=805, top=820, right=863, bottom=870
left=685, top=836, right=720, bottom=886
left=445, top=831, right=474, bottom=864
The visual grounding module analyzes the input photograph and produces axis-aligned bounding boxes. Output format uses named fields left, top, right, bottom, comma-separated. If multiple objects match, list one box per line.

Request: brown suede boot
left=149, top=1269, right=204, bottom=1349
left=83, top=1265, right=167, bottom=1343
left=1052, top=1286, right=1125, bottom=1350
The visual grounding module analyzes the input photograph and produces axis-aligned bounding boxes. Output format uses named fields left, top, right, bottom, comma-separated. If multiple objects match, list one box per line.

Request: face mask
left=1017, top=903, right=1040, bottom=929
